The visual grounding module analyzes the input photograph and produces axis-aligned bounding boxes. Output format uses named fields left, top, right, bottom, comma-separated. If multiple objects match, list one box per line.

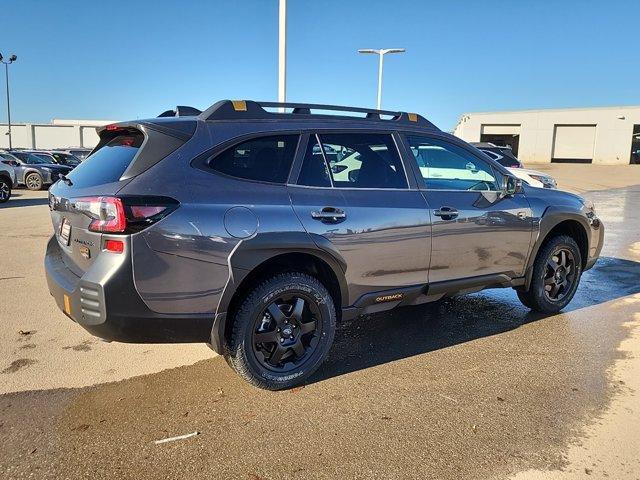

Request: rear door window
left=297, top=135, right=332, bottom=187
left=209, top=135, right=299, bottom=184
left=316, top=133, right=407, bottom=189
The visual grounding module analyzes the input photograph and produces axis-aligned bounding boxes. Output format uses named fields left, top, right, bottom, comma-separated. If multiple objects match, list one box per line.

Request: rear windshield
left=65, top=132, right=144, bottom=187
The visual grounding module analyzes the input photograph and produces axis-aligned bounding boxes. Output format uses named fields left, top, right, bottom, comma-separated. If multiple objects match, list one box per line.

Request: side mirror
left=502, top=175, right=522, bottom=196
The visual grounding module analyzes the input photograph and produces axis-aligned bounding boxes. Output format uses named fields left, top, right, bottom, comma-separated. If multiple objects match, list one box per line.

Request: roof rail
left=157, top=105, right=203, bottom=118
left=198, top=100, right=437, bottom=128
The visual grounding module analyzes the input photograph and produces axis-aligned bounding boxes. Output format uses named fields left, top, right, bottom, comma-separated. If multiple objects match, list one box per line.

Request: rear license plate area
left=59, top=218, right=71, bottom=245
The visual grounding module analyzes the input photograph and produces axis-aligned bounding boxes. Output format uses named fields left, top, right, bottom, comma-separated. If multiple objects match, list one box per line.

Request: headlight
left=529, top=174, right=557, bottom=189
left=581, top=198, right=595, bottom=212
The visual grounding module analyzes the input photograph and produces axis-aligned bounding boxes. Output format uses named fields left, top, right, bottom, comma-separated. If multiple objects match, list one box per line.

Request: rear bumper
left=45, top=235, right=213, bottom=343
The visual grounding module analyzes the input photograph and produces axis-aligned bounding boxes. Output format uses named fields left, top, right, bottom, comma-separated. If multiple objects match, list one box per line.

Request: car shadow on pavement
left=2, top=196, right=49, bottom=208
left=310, top=256, right=640, bottom=385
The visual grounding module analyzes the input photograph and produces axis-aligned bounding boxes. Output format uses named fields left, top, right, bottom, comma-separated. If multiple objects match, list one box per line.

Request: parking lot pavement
left=0, top=189, right=212, bottom=395
left=1, top=167, right=639, bottom=479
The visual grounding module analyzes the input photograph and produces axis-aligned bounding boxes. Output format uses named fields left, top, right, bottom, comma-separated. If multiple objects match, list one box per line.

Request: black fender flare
left=523, top=207, right=591, bottom=289
left=209, top=231, right=348, bottom=354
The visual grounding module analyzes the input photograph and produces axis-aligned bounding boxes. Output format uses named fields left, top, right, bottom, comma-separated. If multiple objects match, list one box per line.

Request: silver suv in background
left=3, top=150, right=73, bottom=190
left=0, top=154, right=17, bottom=203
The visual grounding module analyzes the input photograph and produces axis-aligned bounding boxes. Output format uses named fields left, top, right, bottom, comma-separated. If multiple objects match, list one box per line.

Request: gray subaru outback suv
left=45, top=100, right=604, bottom=389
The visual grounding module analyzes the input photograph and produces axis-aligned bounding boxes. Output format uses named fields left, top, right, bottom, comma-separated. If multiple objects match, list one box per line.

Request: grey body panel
left=422, top=190, right=533, bottom=282
left=289, top=185, right=431, bottom=304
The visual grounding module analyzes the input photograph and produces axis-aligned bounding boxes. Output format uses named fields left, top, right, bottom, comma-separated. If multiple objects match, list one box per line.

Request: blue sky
left=3, top=0, right=639, bottom=130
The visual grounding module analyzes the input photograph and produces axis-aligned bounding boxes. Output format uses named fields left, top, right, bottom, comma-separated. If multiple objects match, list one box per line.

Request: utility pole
left=278, top=0, right=287, bottom=112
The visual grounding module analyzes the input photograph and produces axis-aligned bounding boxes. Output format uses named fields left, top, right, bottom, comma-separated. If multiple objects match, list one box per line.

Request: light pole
left=0, top=53, right=17, bottom=150
left=357, top=48, right=405, bottom=110
left=278, top=0, right=287, bottom=112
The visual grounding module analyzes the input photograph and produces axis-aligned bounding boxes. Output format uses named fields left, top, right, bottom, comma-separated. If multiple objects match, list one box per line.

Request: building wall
left=454, top=106, right=640, bottom=165
left=0, top=119, right=115, bottom=150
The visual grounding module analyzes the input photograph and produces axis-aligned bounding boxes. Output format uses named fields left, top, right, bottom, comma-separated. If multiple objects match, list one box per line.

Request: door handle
left=433, top=206, right=459, bottom=220
left=311, top=207, right=346, bottom=223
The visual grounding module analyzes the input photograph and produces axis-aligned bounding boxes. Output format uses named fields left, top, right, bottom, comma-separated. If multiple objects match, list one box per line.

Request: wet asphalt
left=1, top=183, right=639, bottom=479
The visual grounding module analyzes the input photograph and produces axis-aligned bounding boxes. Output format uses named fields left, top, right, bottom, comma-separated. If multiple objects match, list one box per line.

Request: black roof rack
left=157, top=105, right=203, bottom=118
left=198, top=100, right=438, bottom=129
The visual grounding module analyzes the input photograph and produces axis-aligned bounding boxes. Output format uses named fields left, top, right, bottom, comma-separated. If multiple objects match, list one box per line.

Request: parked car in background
left=48, top=151, right=82, bottom=167
left=63, top=148, right=92, bottom=160
left=6, top=150, right=73, bottom=190
left=472, top=142, right=557, bottom=189
left=0, top=153, right=17, bottom=203
left=45, top=100, right=603, bottom=390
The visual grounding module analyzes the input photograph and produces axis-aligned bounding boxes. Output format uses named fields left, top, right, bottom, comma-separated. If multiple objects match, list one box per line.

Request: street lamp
left=0, top=53, right=17, bottom=150
left=357, top=48, right=405, bottom=110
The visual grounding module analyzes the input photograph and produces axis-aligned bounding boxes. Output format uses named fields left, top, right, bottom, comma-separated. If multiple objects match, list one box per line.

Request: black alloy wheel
left=516, top=234, right=582, bottom=313
left=226, top=272, right=336, bottom=390
left=0, top=179, right=10, bottom=203
left=543, top=248, right=576, bottom=301
left=252, top=293, right=321, bottom=371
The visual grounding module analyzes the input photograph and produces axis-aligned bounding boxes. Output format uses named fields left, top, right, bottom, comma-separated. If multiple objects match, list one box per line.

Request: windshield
left=34, top=153, right=55, bottom=163
left=480, top=148, right=521, bottom=168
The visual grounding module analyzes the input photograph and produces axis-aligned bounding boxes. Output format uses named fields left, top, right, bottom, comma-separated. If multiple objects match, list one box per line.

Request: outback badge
left=375, top=293, right=404, bottom=303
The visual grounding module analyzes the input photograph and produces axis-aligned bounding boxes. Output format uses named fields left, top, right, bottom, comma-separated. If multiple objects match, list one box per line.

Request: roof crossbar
left=198, top=100, right=437, bottom=129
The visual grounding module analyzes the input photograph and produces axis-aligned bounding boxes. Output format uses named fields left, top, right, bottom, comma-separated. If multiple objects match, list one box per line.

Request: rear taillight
left=72, top=195, right=179, bottom=234
left=130, top=205, right=167, bottom=219
left=73, top=196, right=126, bottom=233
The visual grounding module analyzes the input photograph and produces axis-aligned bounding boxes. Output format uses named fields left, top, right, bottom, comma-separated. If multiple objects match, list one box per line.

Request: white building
left=454, top=106, right=640, bottom=165
left=0, top=119, right=116, bottom=150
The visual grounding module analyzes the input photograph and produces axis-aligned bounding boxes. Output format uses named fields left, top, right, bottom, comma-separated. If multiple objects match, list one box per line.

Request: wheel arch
left=210, top=232, right=348, bottom=354
left=524, top=210, right=590, bottom=289
left=23, top=168, right=44, bottom=184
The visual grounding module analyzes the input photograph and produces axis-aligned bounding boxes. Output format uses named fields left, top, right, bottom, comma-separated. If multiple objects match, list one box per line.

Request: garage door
left=552, top=125, right=596, bottom=163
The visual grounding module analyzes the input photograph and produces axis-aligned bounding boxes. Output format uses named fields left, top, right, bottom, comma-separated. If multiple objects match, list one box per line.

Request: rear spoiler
left=157, top=106, right=202, bottom=118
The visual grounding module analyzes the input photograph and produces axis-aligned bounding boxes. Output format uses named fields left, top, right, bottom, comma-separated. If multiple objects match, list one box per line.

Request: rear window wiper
left=59, top=174, right=73, bottom=186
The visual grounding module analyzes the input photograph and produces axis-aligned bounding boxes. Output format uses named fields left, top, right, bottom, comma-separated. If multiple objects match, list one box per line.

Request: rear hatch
left=48, top=121, right=192, bottom=277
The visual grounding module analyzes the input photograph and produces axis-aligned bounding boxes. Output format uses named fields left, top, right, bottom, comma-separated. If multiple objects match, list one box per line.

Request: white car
left=508, top=166, right=557, bottom=189
left=474, top=144, right=557, bottom=189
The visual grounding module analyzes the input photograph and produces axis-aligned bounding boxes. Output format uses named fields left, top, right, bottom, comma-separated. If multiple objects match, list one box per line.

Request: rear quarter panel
left=119, top=121, right=308, bottom=315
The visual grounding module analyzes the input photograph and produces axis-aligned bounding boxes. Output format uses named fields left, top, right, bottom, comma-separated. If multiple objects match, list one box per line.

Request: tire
left=517, top=235, right=582, bottom=313
left=225, top=272, right=336, bottom=390
left=0, top=178, right=11, bottom=203
left=25, top=172, right=43, bottom=191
